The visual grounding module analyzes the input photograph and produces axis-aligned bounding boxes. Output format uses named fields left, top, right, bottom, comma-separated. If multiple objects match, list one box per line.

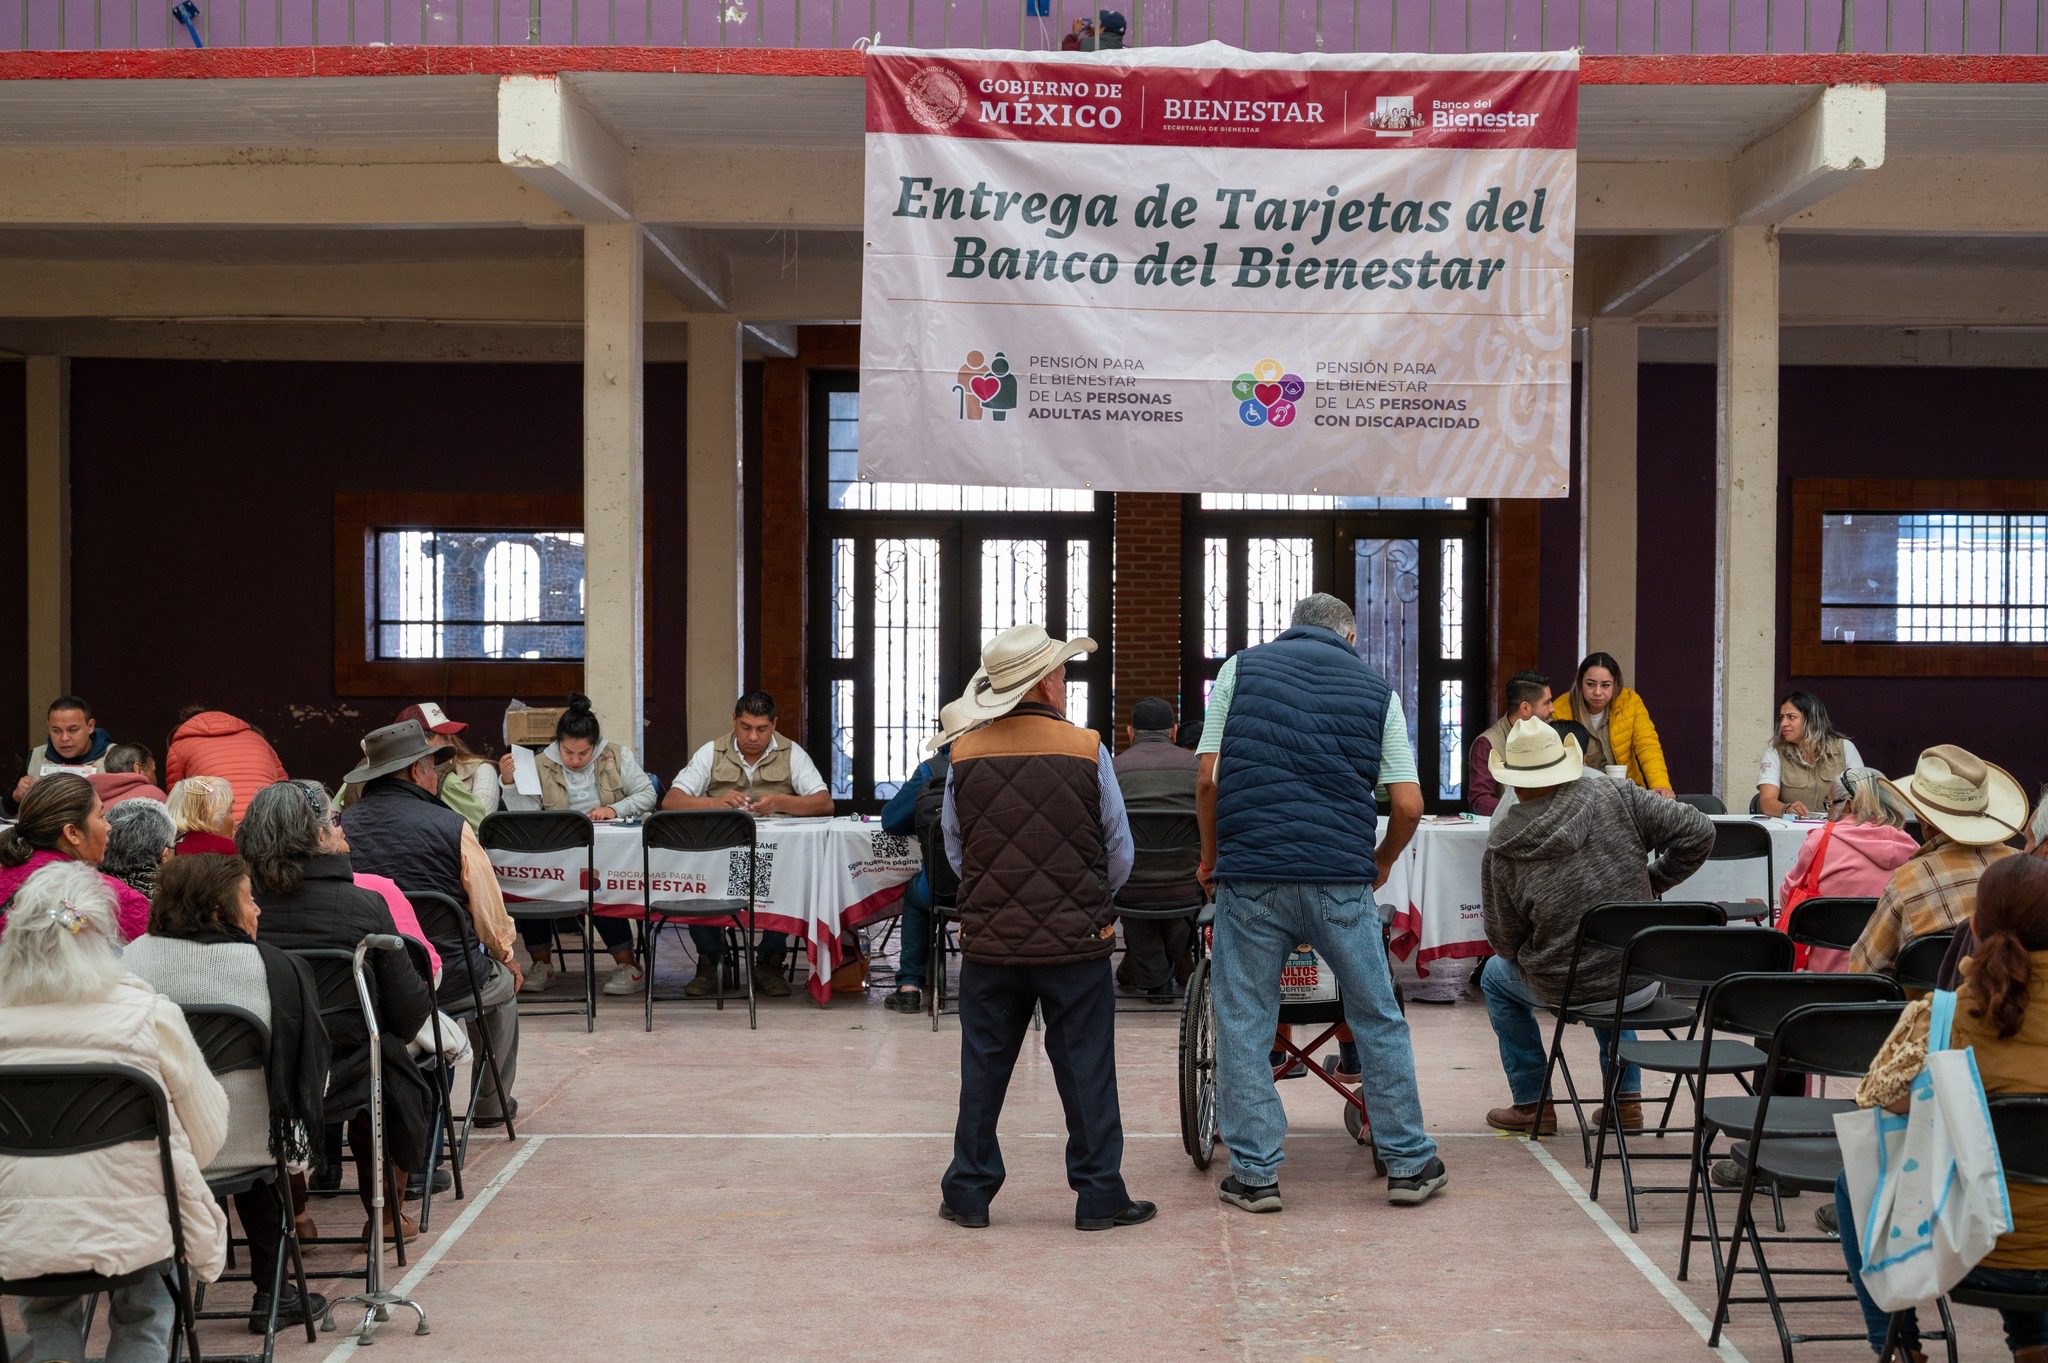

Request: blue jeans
left=1834, top=1171, right=2048, bottom=1354
left=1479, top=956, right=1649, bottom=1103
left=895, top=877, right=932, bottom=989
left=20, top=1276, right=177, bottom=1363
left=1210, top=878, right=1437, bottom=1183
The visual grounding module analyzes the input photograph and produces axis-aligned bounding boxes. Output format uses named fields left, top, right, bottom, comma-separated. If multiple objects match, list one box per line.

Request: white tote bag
left=1834, top=990, right=2014, bottom=1312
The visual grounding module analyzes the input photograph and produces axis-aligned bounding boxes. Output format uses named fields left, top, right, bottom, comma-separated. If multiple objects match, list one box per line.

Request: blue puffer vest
left=1214, top=626, right=1391, bottom=884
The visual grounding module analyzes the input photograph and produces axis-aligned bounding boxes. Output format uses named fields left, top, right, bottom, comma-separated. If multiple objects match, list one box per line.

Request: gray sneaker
left=1386, top=1157, right=1449, bottom=1206
left=1217, top=1175, right=1281, bottom=1213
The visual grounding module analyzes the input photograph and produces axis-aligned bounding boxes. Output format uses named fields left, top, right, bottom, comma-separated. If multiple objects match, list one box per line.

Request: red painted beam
left=0, top=46, right=2044, bottom=85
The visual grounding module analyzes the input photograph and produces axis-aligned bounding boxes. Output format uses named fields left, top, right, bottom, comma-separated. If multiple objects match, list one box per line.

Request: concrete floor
left=14, top=941, right=2018, bottom=1363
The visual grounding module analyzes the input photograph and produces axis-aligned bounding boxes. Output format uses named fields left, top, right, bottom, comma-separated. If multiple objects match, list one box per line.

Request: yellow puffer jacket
left=1553, top=686, right=1672, bottom=791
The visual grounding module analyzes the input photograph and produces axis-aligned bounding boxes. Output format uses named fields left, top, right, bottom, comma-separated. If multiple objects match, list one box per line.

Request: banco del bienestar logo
left=1231, top=359, right=1303, bottom=429
left=953, top=349, right=1018, bottom=422
left=904, top=66, right=970, bottom=130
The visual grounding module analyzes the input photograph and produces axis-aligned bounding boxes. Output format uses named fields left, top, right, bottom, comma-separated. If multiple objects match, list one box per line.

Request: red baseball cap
left=396, top=702, right=466, bottom=735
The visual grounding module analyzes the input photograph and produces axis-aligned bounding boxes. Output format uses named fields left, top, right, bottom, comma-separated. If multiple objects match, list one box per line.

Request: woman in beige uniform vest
left=1756, top=691, right=1862, bottom=817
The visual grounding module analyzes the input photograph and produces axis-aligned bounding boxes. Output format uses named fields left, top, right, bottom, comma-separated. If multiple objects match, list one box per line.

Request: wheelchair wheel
left=1343, top=1103, right=1389, bottom=1176
left=1177, top=956, right=1219, bottom=1169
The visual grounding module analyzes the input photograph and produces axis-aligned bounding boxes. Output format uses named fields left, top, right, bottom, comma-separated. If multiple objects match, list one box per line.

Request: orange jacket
left=164, top=711, right=287, bottom=824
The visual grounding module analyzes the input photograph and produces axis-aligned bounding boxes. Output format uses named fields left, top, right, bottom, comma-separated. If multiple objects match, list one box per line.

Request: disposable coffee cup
left=1604, top=765, right=1627, bottom=780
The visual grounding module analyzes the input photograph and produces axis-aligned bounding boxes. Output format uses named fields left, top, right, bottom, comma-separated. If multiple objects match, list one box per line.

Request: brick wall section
left=1489, top=497, right=1543, bottom=714
left=1112, top=492, right=1185, bottom=748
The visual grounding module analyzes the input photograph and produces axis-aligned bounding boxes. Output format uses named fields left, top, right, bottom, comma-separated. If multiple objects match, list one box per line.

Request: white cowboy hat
left=1882, top=744, right=2028, bottom=847
left=927, top=624, right=1094, bottom=752
left=1489, top=716, right=1584, bottom=790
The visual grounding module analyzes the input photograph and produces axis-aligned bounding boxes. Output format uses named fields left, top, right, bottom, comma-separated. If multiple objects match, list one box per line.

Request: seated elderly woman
left=0, top=770, right=150, bottom=940
left=0, top=860, right=231, bottom=1363
left=1774, top=767, right=1921, bottom=972
left=1834, top=853, right=2048, bottom=1362
left=126, top=854, right=332, bottom=1334
left=168, top=774, right=238, bottom=856
left=101, top=797, right=176, bottom=903
left=237, top=780, right=437, bottom=1244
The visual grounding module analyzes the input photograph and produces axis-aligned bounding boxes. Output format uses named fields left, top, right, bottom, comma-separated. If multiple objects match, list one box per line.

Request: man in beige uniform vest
left=662, top=692, right=832, bottom=997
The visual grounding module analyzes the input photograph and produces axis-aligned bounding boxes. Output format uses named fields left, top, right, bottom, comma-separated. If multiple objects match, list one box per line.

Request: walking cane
left=325, top=934, right=431, bottom=1345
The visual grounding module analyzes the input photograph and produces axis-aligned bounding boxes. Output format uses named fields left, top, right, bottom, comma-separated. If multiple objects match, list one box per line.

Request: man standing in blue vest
left=1195, top=592, right=1445, bottom=1212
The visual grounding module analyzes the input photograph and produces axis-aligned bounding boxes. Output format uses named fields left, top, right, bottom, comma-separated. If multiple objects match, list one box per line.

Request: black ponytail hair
left=556, top=693, right=602, bottom=746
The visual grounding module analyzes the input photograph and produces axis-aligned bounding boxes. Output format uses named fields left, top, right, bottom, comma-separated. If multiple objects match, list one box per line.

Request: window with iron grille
left=1821, top=512, right=2048, bottom=645
left=370, top=529, right=587, bottom=661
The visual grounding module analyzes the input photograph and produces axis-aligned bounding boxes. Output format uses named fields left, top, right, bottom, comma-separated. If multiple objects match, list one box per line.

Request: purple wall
left=1539, top=363, right=2048, bottom=801
left=61, top=358, right=727, bottom=787
left=0, top=362, right=26, bottom=781
left=12, top=0, right=2038, bottom=53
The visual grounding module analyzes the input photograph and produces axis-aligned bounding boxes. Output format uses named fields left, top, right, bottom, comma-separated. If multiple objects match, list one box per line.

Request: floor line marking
left=317, top=1133, right=550, bottom=1363
left=1523, top=1139, right=1752, bottom=1363
left=518, top=1129, right=1517, bottom=1141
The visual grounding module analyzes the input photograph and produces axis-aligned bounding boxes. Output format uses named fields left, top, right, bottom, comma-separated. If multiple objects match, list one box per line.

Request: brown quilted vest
left=950, top=701, right=1115, bottom=966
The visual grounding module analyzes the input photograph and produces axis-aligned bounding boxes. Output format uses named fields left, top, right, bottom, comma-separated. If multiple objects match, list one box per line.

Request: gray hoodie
left=1481, top=776, right=1716, bottom=1005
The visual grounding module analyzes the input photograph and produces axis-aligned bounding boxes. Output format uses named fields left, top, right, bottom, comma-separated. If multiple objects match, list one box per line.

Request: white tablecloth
left=489, top=817, right=921, bottom=1005
left=1382, top=814, right=1817, bottom=977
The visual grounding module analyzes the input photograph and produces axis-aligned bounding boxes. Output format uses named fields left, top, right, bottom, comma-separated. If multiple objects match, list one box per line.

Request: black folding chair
left=1678, top=793, right=1728, bottom=815
left=1783, top=896, right=1878, bottom=959
left=0, top=1063, right=205, bottom=1363
left=406, top=891, right=518, bottom=1150
left=1892, top=932, right=1955, bottom=993
left=640, top=811, right=759, bottom=1031
left=399, top=935, right=465, bottom=1234
left=1111, top=811, right=1207, bottom=1011
left=1530, top=901, right=1725, bottom=1164
left=1680, top=973, right=1905, bottom=1289
left=922, top=819, right=962, bottom=1033
left=480, top=811, right=598, bottom=1031
left=1708, top=1000, right=1919, bottom=1363
left=287, top=947, right=410, bottom=1270
left=181, top=1005, right=319, bottom=1363
left=1708, top=821, right=1778, bottom=921
left=1593, top=926, right=1795, bottom=1231
left=1880, top=1095, right=2048, bottom=1362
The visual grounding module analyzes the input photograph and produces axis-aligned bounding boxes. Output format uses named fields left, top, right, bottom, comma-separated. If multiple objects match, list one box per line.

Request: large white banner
left=860, top=42, right=1578, bottom=497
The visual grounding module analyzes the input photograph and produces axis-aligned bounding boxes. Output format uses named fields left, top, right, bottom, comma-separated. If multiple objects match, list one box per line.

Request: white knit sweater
left=123, top=935, right=275, bottom=1177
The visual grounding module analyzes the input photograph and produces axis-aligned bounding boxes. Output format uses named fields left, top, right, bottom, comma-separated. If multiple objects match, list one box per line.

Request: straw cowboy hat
left=343, top=719, right=455, bottom=785
left=928, top=624, right=1095, bottom=752
left=1488, top=716, right=1584, bottom=790
left=1883, top=744, right=2028, bottom=847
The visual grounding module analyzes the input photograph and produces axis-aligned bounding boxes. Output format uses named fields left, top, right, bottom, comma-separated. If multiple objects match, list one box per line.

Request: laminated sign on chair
left=1834, top=989, right=2014, bottom=1312
left=1279, top=945, right=1341, bottom=1006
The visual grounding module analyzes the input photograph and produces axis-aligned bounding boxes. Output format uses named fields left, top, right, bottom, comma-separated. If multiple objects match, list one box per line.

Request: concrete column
left=25, top=356, right=70, bottom=736
left=685, top=314, right=743, bottom=748
left=1714, top=225, right=1781, bottom=803
left=581, top=225, right=645, bottom=751
left=1578, top=319, right=1639, bottom=667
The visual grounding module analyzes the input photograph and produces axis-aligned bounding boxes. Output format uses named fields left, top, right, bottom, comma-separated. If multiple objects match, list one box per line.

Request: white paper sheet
left=509, top=744, right=543, bottom=797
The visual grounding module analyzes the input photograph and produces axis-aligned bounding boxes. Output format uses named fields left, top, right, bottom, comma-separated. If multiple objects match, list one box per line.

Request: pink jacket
left=1778, top=821, right=1921, bottom=972
left=0, top=849, right=152, bottom=942
left=165, top=711, right=287, bottom=824
left=354, top=871, right=441, bottom=982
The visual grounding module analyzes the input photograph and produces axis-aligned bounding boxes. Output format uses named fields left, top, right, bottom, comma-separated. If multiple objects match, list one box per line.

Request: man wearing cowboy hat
left=1849, top=744, right=2024, bottom=976
left=1476, top=717, right=1714, bottom=1135
left=933, top=624, right=1151, bottom=1233
left=341, top=719, right=523, bottom=1127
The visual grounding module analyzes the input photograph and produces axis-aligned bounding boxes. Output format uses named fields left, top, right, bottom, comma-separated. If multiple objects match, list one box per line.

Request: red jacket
left=165, top=712, right=287, bottom=824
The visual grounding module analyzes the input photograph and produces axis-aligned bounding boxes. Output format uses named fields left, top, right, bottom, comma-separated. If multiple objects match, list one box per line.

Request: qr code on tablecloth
left=872, top=832, right=912, bottom=861
left=726, top=845, right=775, bottom=899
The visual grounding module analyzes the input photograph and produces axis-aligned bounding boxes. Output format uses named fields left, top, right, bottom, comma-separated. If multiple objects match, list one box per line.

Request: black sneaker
left=404, top=1168, right=453, bottom=1200
left=1076, top=1200, right=1157, bottom=1232
left=1386, top=1157, right=1449, bottom=1206
left=1217, top=1175, right=1282, bottom=1213
left=248, top=1288, right=328, bottom=1334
